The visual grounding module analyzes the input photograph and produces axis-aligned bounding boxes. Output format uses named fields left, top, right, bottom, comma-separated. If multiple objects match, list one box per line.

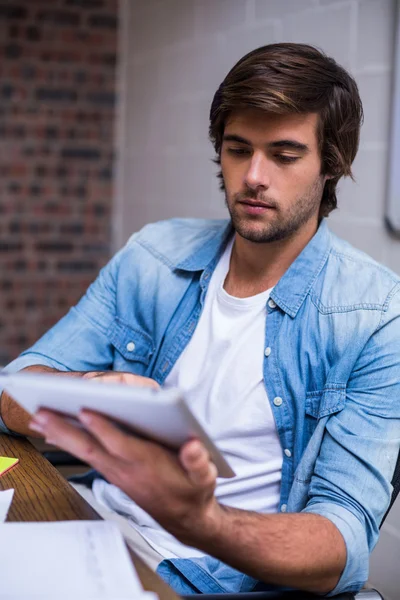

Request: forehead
left=224, top=109, right=320, bottom=149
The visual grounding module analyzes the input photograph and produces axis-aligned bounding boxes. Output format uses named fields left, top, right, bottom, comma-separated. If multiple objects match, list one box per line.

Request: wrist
left=183, top=499, right=226, bottom=548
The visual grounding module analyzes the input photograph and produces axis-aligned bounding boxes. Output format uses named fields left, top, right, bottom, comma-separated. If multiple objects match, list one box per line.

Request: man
left=1, top=43, right=399, bottom=596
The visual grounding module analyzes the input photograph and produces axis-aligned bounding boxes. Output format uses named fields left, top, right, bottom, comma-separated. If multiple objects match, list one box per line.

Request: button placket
left=263, top=301, right=290, bottom=503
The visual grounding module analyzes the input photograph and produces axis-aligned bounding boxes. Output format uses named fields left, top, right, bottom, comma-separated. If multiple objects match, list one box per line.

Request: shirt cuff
left=302, top=501, right=370, bottom=596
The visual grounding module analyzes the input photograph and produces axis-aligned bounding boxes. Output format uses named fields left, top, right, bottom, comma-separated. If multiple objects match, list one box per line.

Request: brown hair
left=209, top=43, right=363, bottom=217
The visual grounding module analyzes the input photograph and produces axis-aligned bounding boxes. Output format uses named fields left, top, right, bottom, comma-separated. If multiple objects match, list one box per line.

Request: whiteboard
left=386, top=0, right=400, bottom=233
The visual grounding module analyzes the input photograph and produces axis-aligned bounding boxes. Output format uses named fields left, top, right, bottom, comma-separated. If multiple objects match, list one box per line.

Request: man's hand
left=81, top=371, right=160, bottom=389
left=29, top=409, right=220, bottom=543
left=28, top=404, right=346, bottom=594
left=29, top=407, right=345, bottom=594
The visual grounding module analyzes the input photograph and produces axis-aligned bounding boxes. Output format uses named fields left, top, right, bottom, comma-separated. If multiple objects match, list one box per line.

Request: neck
left=224, top=218, right=319, bottom=298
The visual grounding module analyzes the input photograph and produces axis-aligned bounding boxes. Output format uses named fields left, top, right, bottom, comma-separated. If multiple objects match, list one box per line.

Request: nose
left=244, top=152, right=271, bottom=191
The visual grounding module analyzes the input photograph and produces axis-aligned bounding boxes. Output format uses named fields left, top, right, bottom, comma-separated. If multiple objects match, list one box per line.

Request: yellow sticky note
left=0, top=457, right=19, bottom=476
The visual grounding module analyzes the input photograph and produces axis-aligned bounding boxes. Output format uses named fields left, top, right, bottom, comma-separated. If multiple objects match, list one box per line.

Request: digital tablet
left=1, top=372, right=235, bottom=478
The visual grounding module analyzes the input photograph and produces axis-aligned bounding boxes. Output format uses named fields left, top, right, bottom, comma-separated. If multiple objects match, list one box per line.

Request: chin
left=234, top=220, right=293, bottom=244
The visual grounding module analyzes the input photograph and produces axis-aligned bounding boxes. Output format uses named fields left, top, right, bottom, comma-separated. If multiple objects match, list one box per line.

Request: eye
left=275, top=154, right=299, bottom=164
left=227, top=147, right=251, bottom=156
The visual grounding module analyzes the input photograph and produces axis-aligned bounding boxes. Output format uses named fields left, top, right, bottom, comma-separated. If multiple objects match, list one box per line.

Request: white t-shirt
left=93, top=236, right=283, bottom=559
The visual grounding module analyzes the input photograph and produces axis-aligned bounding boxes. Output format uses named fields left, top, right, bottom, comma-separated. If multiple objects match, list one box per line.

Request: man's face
left=220, top=110, right=327, bottom=244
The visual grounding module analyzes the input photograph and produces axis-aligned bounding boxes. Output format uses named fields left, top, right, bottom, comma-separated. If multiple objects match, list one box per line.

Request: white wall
left=116, top=1, right=399, bottom=597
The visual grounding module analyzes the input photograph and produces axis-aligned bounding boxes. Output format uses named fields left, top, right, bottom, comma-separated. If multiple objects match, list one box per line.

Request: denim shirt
left=2, top=218, right=400, bottom=596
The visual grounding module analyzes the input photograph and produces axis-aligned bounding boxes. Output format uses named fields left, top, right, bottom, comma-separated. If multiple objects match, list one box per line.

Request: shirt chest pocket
left=108, top=317, right=155, bottom=376
left=305, top=385, right=346, bottom=439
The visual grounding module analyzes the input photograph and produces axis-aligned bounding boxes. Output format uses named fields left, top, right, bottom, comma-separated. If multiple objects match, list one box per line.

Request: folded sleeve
left=0, top=235, right=138, bottom=434
left=302, top=286, right=400, bottom=596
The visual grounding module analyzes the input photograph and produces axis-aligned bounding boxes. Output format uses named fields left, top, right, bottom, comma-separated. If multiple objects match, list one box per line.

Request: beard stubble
left=225, top=176, right=324, bottom=244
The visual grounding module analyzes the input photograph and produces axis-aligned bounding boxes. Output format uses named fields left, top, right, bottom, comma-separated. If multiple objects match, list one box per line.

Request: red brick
left=0, top=0, right=117, bottom=364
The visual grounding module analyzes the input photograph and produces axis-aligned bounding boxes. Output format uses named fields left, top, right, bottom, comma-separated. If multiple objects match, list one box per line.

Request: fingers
left=83, top=371, right=160, bottom=389
left=120, top=373, right=160, bottom=389
left=180, top=440, right=218, bottom=488
left=29, top=409, right=115, bottom=474
left=78, top=410, right=148, bottom=462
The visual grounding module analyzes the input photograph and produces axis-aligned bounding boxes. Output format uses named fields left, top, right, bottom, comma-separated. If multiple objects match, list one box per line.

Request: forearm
left=187, top=504, right=346, bottom=594
left=0, top=366, right=83, bottom=436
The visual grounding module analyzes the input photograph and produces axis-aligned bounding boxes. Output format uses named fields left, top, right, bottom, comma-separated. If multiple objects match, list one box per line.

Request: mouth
left=237, top=199, right=276, bottom=214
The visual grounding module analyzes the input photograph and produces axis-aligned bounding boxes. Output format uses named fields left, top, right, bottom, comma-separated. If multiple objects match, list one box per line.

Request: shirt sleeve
left=0, top=236, right=137, bottom=434
left=302, top=285, right=400, bottom=596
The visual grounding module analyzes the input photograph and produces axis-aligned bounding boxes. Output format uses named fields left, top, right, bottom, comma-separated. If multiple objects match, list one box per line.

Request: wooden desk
left=0, top=434, right=180, bottom=600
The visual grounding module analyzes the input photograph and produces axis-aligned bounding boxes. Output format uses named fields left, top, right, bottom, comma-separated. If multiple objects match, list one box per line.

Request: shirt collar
left=175, top=219, right=332, bottom=318
left=175, top=220, right=233, bottom=272
left=271, top=219, right=332, bottom=317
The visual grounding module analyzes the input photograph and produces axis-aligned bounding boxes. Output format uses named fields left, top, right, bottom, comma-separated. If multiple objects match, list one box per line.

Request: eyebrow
left=222, top=134, right=309, bottom=153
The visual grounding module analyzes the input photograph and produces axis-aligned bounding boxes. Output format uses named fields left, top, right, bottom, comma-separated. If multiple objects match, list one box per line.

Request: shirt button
left=126, top=341, right=135, bottom=352
left=284, top=449, right=292, bottom=458
left=268, top=298, right=276, bottom=309
left=273, top=396, right=283, bottom=406
left=264, top=347, right=271, bottom=357
left=281, top=504, right=287, bottom=513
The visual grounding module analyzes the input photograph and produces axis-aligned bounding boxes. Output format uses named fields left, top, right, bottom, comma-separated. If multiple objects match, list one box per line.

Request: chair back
left=381, top=448, right=400, bottom=527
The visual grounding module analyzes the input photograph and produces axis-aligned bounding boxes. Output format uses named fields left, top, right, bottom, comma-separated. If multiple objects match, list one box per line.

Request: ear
left=323, top=173, right=335, bottom=182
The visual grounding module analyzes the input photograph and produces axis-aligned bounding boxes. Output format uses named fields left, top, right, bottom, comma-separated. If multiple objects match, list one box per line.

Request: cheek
left=282, top=164, right=322, bottom=192
left=220, top=161, right=232, bottom=191
left=221, top=158, right=246, bottom=192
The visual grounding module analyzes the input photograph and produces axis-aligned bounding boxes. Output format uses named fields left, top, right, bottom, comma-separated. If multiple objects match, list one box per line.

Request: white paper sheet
left=0, top=488, right=14, bottom=522
left=0, top=520, right=159, bottom=599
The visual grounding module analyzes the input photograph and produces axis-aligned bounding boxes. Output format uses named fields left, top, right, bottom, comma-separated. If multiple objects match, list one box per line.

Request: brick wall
left=0, top=0, right=118, bottom=365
